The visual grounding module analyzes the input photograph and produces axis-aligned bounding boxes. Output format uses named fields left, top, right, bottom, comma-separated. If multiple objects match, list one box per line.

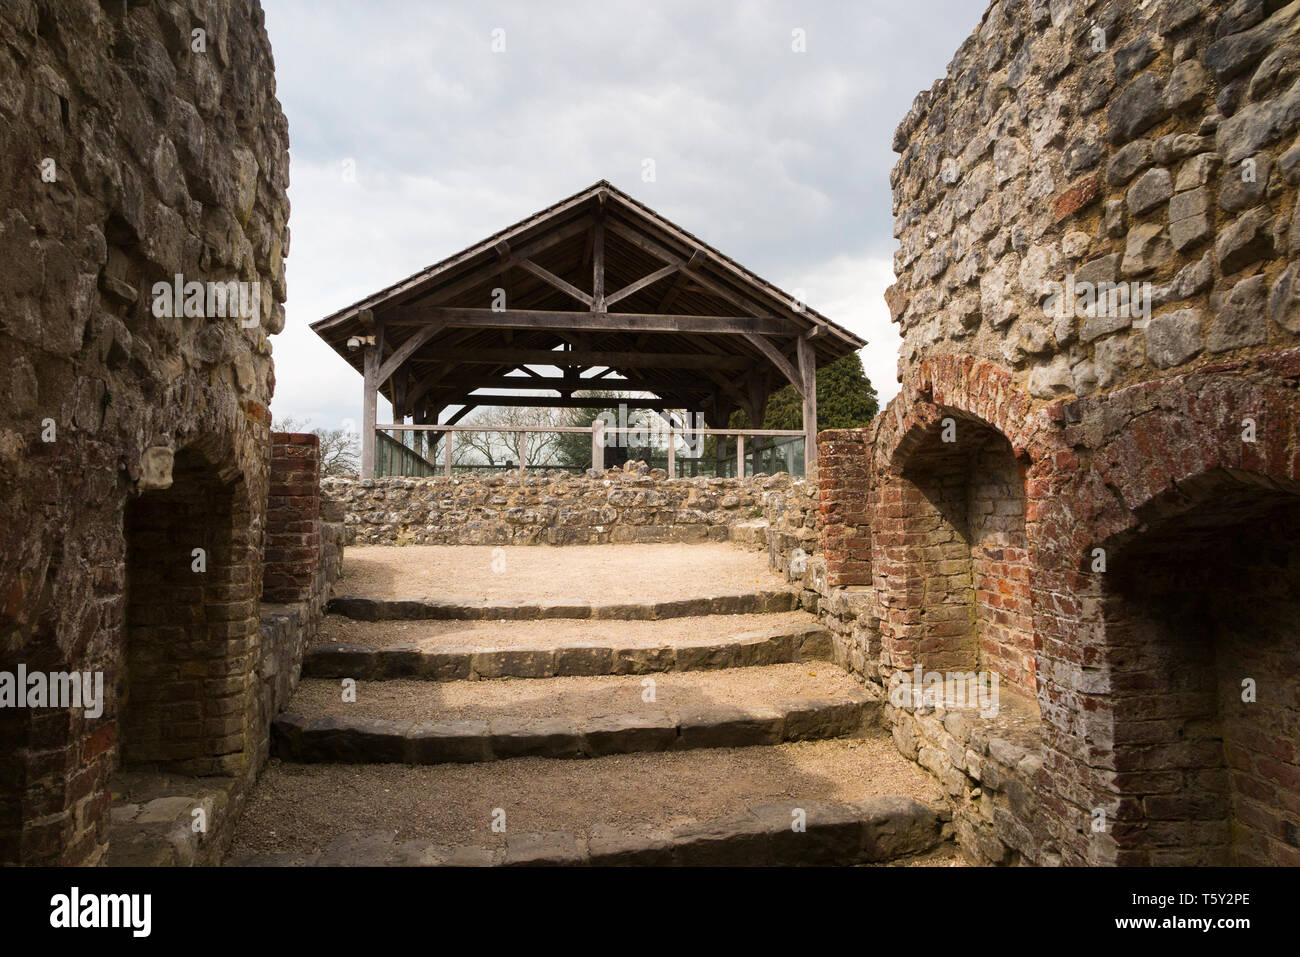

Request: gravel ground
left=337, top=544, right=787, bottom=602
left=313, top=610, right=820, bottom=649
left=289, top=662, right=864, bottom=722
left=227, top=735, right=944, bottom=856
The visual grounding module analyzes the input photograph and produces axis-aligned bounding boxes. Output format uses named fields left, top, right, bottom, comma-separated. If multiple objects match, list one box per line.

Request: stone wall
left=0, top=0, right=290, bottom=865
left=887, top=0, right=1300, bottom=394
left=323, top=468, right=820, bottom=560
left=814, top=0, right=1300, bottom=867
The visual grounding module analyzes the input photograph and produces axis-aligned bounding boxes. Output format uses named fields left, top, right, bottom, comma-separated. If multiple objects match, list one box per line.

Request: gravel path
left=313, top=610, right=819, bottom=649
left=288, top=662, right=864, bottom=722
left=337, top=543, right=787, bottom=602
left=227, top=735, right=944, bottom=857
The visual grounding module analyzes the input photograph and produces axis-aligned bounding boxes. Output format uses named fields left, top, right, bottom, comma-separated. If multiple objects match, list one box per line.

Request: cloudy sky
left=261, top=0, right=990, bottom=433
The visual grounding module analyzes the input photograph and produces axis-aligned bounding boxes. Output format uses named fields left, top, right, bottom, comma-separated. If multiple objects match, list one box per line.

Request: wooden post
left=517, top=432, right=527, bottom=473
left=666, top=428, right=675, bottom=477
left=737, top=434, right=745, bottom=477
left=361, top=343, right=379, bottom=479
left=444, top=430, right=453, bottom=478
left=797, top=333, right=818, bottom=476
left=592, top=218, right=606, bottom=313
left=592, top=419, right=604, bottom=471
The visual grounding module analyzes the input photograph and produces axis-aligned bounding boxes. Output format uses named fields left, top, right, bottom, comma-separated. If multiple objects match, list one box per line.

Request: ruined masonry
left=3, top=0, right=1300, bottom=868
left=0, top=2, right=338, bottom=865
left=815, top=0, right=1300, bottom=865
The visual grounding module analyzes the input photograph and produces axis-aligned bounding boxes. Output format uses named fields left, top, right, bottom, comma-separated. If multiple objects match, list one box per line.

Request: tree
left=272, top=416, right=361, bottom=477
left=730, top=352, right=879, bottom=430
left=449, top=405, right=569, bottom=469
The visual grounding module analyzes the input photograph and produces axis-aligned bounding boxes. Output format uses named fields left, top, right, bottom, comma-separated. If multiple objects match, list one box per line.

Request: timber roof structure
left=312, top=180, right=866, bottom=432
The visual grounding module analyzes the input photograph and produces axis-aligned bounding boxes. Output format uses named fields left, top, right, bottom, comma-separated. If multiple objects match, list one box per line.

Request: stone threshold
left=302, top=623, right=832, bottom=680
left=272, top=693, right=879, bottom=765
left=328, top=590, right=800, bottom=622
left=108, top=771, right=241, bottom=866
left=227, top=794, right=944, bottom=866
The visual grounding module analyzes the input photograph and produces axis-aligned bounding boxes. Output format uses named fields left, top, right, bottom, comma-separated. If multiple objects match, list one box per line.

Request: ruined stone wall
left=324, top=470, right=819, bottom=558
left=0, top=0, right=289, bottom=864
left=819, top=0, right=1300, bottom=866
left=887, top=0, right=1300, bottom=395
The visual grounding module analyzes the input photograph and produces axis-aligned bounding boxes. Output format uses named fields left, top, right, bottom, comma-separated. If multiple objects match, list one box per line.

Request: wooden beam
left=606, top=221, right=783, bottom=322
left=656, top=248, right=706, bottom=312
left=395, top=306, right=796, bottom=336
left=742, top=333, right=804, bottom=396
left=313, top=203, right=597, bottom=332
left=603, top=196, right=852, bottom=342
left=517, top=259, right=594, bottom=308
left=361, top=342, right=380, bottom=479
left=378, top=321, right=449, bottom=383
left=432, top=373, right=715, bottom=392
left=391, top=216, right=593, bottom=316
left=406, top=364, right=453, bottom=411
left=605, top=261, right=682, bottom=308
left=403, top=348, right=750, bottom=370
left=592, top=218, right=606, bottom=313
left=797, top=332, right=818, bottom=473
left=429, top=394, right=680, bottom=410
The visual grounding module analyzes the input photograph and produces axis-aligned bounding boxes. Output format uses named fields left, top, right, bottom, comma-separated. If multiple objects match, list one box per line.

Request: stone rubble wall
left=887, top=0, right=1300, bottom=398
left=0, top=0, right=290, bottom=864
left=322, top=468, right=820, bottom=561
left=824, top=0, right=1300, bottom=867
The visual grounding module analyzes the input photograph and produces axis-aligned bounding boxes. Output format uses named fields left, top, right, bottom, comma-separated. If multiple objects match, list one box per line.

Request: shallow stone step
left=273, top=664, right=879, bottom=764
left=272, top=696, right=875, bottom=764
left=228, top=794, right=942, bottom=866
left=302, top=619, right=832, bottom=681
left=226, top=736, right=950, bottom=866
left=327, top=589, right=800, bottom=622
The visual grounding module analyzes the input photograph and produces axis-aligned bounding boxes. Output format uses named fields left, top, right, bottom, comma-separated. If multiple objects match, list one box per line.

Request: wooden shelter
left=311, top=181, right=867, bottom=478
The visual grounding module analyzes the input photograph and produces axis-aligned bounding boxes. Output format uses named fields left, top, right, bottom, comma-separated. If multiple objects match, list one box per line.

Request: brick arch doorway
left=877, top=408, right=1038, bottom=705
left=1098, top=470, right=1300, bottom=865
left=118, top=442, right=259, bottom=779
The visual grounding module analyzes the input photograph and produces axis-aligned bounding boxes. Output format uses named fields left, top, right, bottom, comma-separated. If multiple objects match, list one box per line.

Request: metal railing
left=374, top=423, right=807, bottom=478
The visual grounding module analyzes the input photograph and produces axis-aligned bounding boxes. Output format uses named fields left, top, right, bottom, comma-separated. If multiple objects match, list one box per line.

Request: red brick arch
left=1032, top=350, right=1300, bottom=865
left=868, top=356, right=1069, bottom=702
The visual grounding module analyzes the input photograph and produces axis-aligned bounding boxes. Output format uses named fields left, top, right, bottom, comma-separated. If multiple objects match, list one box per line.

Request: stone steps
left=230, top=546, right=944, bottom=867
left=327, top=589, right=800, bottom=622
left=273, top=665, right=879, bottom=764
left=302, top=619, right=832, bottom=681
left=227, top=793, right=943, bottom=867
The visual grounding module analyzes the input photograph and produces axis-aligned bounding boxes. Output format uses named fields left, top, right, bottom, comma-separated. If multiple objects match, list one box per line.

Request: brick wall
left=818, top=429, right=875, bottom=587
left=263, top=434, right=321, bottom=603
left=122, top=448, right=257, bottom=775
left=809, top=348, right=1300, bottom=866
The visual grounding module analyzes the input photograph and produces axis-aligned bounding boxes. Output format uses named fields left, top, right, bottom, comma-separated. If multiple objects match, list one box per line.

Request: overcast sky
left=261, top=0, right=990, bottom=433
